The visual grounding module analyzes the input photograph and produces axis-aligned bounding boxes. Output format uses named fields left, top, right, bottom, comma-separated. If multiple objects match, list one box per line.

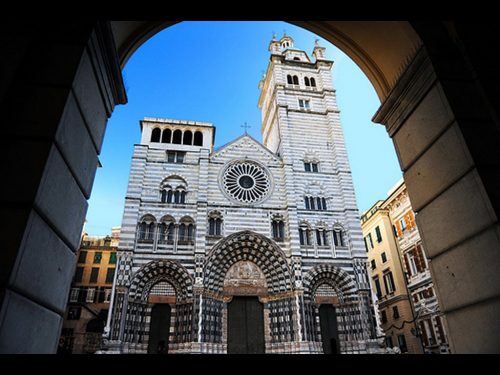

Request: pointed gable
left=210, top=134, right=281, bottom=166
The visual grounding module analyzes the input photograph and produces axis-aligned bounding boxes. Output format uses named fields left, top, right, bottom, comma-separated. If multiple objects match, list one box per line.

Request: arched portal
left=118, top=260, right=193, bottom=354
left=224, top=261, right=267, bottom=354
left=203, top=230, right=293, bottom=295
left=201, top=230, right=295, bottom=353
left=303, top=264, right=370, bottom=354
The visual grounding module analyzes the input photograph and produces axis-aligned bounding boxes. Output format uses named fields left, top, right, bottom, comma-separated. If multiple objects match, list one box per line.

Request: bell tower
left=258, top=34, right=369, bottom=280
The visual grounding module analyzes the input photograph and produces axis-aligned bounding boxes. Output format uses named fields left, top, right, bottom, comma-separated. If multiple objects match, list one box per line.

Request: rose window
left=221, top=161, right=271, bottom=204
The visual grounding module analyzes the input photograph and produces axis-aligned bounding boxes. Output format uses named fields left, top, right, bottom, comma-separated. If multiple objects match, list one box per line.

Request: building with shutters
left=384, top=179, right=450, bottom=354
left=361, top=179, right=450, bottom=354
left=361, top=200, right=423, bottom=354
left=58, top=230, right=119, bottom=354
left=103, top=35, right=381, bottom=354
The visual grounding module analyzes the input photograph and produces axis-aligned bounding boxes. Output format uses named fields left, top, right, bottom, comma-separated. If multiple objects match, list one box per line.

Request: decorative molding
left=372, top=47, right=437, bottom=137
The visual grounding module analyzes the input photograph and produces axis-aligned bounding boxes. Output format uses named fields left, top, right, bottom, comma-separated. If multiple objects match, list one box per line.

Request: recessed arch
left=183, top=130, right=193, bottom=145
left=172, top=129, right=182, bottom=144
left=203, top=230, right=293, bottom=295
left=128, top=259, right=193, bottom=302
left=161, top=128, right=172, bottom=143
left=303, top=264, right=358, bottom=303
left=193, top=131, right=203, bottom=146
left=151, top=127, right=161, bottom=142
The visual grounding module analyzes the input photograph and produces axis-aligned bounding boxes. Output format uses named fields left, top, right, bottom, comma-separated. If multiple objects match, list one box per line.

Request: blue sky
left=84, top=21, right=402, bottom=236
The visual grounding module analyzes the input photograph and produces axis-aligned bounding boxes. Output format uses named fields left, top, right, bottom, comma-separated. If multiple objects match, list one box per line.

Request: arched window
left=183, top=130, right=192, bottom=145
left=293, top=57, right=300, bottom=61
left=316, top=228, right=329, bottom=246
left=151, top=128, right=161, bottom=142
left=158, top=216, right=175, bottom=243
left=333, top=228, right=345, bottom=247
left=178, top=224, right=186, bottom=241
left=299, top=224, right=312, bottom=246
left=158, top=222, right=167, bottom=241
left=209, top=218, right=215, bottom=235
left=208, top=211, right=223, bottom=236
left=304, top=197, right=310, bottom=210
left=309, top=197, right=316, bottom=210
left=322, top=197, right=327, bottom=210
left=161, top=177, right=187, bottom=205
left=194, top=131, right=203, bottom=146
left=272, top=221, right=278, bottom=238
left=187, top=224, right=194, bottom=241
left=304, top=77, right=310, bottom=86
left=287, top=75, right=293, bottom=84
left=293, top=75, right=299, bottom=85
left=147, top=222, right=155, bottom=240
left=172, top=129, right=182, bottom=144
left=138, top=222, right=147, bottom=240
left=271, top=218, right=285, bottom=240
left=215, top=219, right=222, bottom=235
left=208, top=218, right=222, bottom=236
left=310, top=77, right=316, bottom=87
left=161, top=128, right=171, bottom=143
left=167, top=223, right=175, bottom=242
left=137, top=215, right=156, bottom=242
left=316, top=197, right=322, bottom=210
left=179, top=217, right=195, bottom=243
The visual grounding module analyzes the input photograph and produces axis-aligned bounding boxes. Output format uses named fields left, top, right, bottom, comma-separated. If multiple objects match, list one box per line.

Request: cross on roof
left=241, top=122, right=251, bottom=134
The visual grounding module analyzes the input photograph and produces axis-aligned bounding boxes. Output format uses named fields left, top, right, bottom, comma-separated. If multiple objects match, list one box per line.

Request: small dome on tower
left=280, top=34, right=294, bottom=49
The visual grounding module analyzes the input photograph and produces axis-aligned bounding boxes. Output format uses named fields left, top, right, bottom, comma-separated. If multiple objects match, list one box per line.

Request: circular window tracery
left=221, top=161, right=271, bottom=204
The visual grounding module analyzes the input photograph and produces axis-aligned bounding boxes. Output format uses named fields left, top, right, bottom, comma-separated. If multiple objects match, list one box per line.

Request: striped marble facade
left=104, top=35, right=380, bottom=354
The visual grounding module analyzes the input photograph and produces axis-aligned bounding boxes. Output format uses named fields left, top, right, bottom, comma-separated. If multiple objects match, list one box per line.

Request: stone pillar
left=373, top=45, right=500, bottom=353
left=0, top=21, right=126, bottom=353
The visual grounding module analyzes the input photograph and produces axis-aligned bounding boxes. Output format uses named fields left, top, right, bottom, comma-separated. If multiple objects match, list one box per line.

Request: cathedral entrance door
left=319, top=304, right=340, bottom=354
left=227, top=296, right=265, bottom=354
left=148, top=304, right=171, bottom=354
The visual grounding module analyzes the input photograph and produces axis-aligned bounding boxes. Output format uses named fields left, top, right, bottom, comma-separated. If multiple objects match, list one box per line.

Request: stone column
left=373, top=45, right=500, bottom=353
left=0, top=21, right=126, bottom=353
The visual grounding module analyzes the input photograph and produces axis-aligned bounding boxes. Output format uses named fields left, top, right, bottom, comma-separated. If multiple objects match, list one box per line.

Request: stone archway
left=110, top=259, right=193, bottom=354
left=203, top=230, right=294, bottom=296
left=302, top=264, right=371, bottom=354
left=200, top=230, right=296, bottom=353
left=1, top=20, right=500, bottom=354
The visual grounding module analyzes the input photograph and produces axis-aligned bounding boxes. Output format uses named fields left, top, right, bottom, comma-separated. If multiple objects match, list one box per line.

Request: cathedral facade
left=104, top=35, right=379, bottom=354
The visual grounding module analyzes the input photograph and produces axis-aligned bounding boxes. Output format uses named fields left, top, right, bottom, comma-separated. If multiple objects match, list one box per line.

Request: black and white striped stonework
left=105, top=37, right=380, bottom=354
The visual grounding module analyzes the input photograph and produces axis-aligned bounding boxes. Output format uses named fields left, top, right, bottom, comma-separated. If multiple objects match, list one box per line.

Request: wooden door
left=319, top=304, right=340, bottom=354
left=227, top=296, right=265, bottom=354
left=148, top=304, right=171, bottom=354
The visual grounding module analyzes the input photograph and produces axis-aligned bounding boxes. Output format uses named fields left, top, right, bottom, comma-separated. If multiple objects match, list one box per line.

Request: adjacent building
left=103, top=35, right=380, bottom=354
left=384, top=180, right=450, bottom=354
left=361, top=179, right=450, bottom=354
left=361, top=200, right=423, bottom=354
left=58, top=229, right=120, bottom=354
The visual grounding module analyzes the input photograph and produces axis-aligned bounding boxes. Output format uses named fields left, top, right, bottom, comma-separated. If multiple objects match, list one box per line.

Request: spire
left=312, top=38, right=326, bottom=61
left=268, top=32, right=281, bottom=54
